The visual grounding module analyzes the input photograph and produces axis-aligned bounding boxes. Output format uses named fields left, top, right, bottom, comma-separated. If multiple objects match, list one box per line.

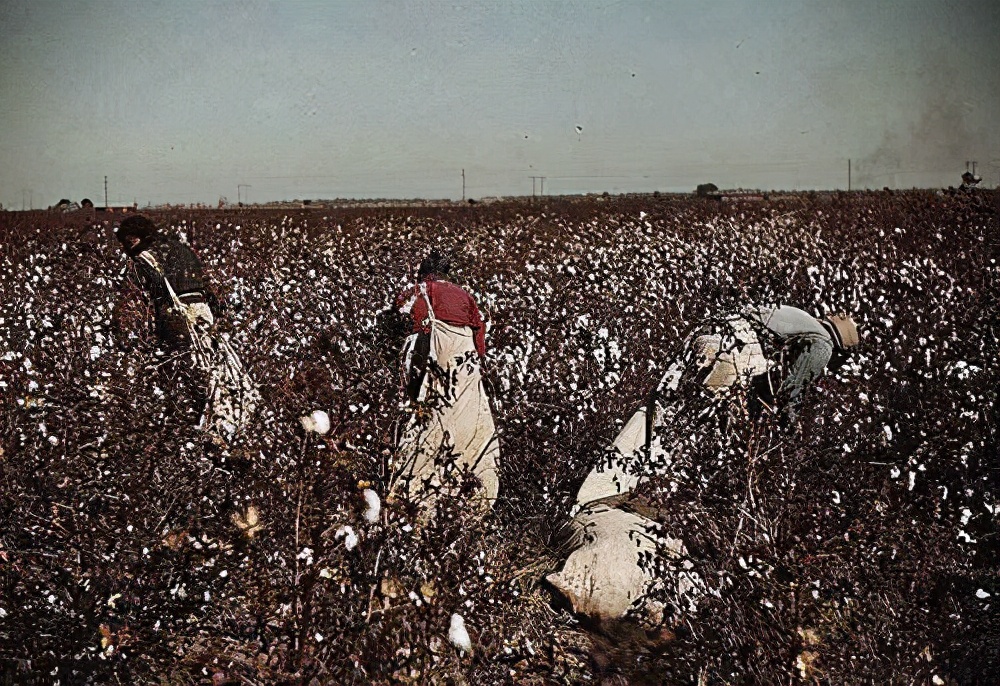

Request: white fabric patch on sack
left=693, top=317, right=769, bottom=391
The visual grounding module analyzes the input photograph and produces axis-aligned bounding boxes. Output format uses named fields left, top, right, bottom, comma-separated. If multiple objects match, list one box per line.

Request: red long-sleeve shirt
left=396, top=276, right=486, bottom=357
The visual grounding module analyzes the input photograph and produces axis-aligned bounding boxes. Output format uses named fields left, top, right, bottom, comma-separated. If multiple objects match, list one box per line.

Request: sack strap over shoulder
left=137, top=251, right=184, bottom=309
left=137, top=250, right=209, bottom=348
left=419, top=281, right=436, bottom=323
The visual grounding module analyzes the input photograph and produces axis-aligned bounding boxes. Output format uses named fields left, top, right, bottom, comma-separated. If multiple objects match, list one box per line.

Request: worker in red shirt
left=389, top=249, right=499, bottom=516
left=396, top=253, right=486, bottom=355
left=395, top=250, right=487, bottom=399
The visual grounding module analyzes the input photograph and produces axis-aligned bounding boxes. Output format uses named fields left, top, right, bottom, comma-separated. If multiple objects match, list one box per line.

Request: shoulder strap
left=137, top=250, right=184, bottom=309
left=419, top=281, right=436, bottom=322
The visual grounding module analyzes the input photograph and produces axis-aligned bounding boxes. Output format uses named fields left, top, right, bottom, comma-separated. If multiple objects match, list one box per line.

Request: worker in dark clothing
left=115, top=215, right=259, bottom=439
left=116, top=215, right=217, bottom=345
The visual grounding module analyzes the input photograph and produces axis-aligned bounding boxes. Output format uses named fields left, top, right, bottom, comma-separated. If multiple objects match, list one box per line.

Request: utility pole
left=104, top=176, right=108, bottom=208
left=848, top=159, right=851, bottom=192
left=530, top=176, right=546, bottom=197
left=238, top=184, right=251, bottom=205
left=461, top=169, right=465, bottom=201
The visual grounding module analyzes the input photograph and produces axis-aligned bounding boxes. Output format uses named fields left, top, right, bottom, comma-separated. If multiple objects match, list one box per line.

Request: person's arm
left=469, top=294, right=486, bottom=358
left=204, top=286, right=225, bottom=316
left=394, top=286, right=423, bottom=329
left=112, top=269, right=156, bottom=344
left=393, top=287, right=409, bottom=310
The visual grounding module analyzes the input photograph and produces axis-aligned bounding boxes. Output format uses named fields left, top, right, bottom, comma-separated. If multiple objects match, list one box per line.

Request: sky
left=1, top=0, right=998, bottom=207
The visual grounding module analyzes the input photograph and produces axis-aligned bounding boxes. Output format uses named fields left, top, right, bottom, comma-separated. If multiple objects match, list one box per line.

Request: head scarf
left=418, top=248, right=452, bottom=279
left=115, top=215, right=159, bottom=255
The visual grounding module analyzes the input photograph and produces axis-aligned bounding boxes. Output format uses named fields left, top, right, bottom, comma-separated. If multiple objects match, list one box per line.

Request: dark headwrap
left=417, top=248, right=452, bottom=279
left=115, top=215, right=159, bottom=255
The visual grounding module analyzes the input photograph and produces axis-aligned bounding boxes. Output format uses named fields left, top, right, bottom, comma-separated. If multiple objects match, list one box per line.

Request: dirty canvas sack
left=392, top=284, right=499, bottom=511
left=546, top=503, right=690, bottom=622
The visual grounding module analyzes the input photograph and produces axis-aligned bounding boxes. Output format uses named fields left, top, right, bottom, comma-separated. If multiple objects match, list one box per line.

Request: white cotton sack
left=300, top=410, right=331, bottom=435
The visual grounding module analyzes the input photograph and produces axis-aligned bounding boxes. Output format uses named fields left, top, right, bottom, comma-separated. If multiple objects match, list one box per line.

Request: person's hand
left=480, top=358, right=498, bottom=397
left=778, top=405, right=798, bottom=434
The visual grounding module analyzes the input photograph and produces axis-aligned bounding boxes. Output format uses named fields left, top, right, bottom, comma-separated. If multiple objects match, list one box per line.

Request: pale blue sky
left=2, top=0, right=998, bottom=207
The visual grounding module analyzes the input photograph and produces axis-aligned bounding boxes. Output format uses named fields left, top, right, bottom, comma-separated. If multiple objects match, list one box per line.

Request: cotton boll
left=362, top=489, right=381, bottom=523
left=336, top=525, right=358, bottom=550
left=448, top=613, right=472, bottom=654
left=300, top=410, right=330, bottom=434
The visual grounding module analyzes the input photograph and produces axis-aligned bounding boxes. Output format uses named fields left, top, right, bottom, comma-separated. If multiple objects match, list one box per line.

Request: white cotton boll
left=337, top=525, right=358, bottom=550
left=300, top=410, right=330, bottom=435
left=976, top=589, right=991, bottom=599
left=362, top=489, right=381, bottom=523
left=448, top=613, right=472, bottom=653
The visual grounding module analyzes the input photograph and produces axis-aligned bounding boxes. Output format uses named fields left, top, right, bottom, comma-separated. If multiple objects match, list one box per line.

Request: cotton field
left=1, top=190, right=997, bottom=684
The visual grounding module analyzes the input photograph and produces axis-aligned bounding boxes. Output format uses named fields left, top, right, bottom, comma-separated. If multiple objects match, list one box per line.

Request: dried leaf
left=162, top=530, right=188, bottom=550
left=380, top=576, right=404, bottom=599
left=99, top=624, right=113, bottom=649
left=232, top=505, right=263, bottom=538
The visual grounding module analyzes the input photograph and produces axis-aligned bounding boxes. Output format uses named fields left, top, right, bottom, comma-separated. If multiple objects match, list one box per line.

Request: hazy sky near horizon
left=2, top=0, right=998, bottom=207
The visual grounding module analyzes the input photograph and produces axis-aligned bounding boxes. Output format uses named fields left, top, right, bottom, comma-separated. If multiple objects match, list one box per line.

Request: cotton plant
left=0, top=192, right=996, bottom=685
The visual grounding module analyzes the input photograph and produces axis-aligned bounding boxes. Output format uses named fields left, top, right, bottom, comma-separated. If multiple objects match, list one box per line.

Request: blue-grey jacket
left=747, top=305, right=834, bottom=413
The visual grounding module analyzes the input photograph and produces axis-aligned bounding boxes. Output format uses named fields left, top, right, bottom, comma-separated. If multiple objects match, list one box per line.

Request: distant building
left=96, top=203, right=138, bottom=213
left=721, top=190, right=766, bottom=202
